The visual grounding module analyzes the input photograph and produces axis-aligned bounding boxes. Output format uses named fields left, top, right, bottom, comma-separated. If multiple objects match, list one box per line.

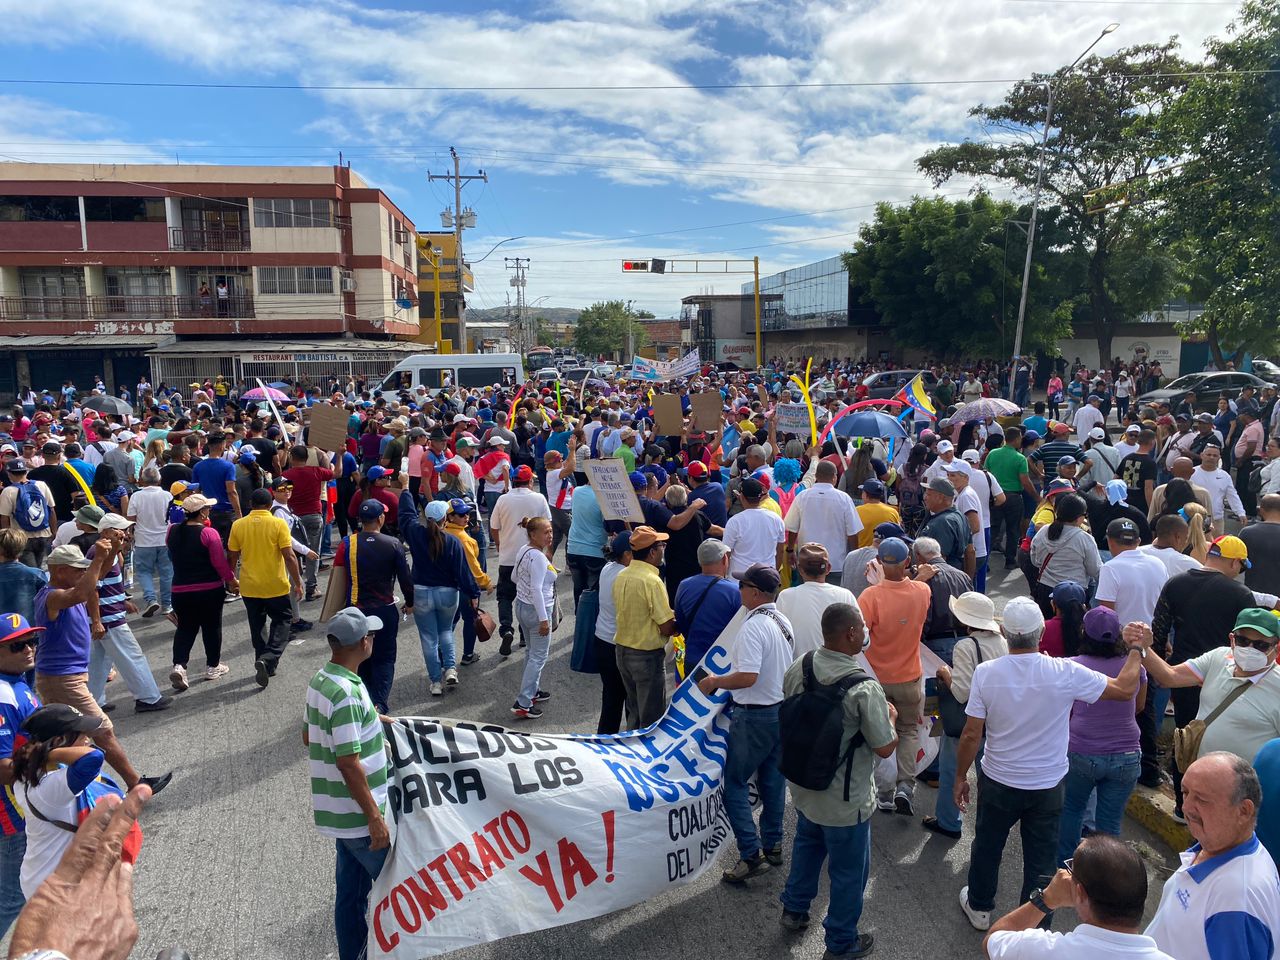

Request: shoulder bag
left=1173, top=678, right=1254, bottom=772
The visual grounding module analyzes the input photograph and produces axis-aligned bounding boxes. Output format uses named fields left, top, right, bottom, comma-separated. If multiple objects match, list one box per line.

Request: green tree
left=575, top=300, right=648, bottom=357
left=842, top=193, right=1073, bottom=356
left=533, top=316, right=558, bottom=347
left=918, top=42, right=1191, bottom=362
left=1151, top=1, right=1280, bottom=367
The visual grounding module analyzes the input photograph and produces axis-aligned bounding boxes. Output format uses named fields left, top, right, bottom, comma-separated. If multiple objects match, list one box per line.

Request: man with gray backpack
left=776, top=601, right=898, bottom=959
left=0, top=459, right=56, bottom=568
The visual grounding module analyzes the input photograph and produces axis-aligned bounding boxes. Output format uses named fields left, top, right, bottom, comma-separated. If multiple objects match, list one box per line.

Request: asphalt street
left=31, top=556, right=1176, bottom=960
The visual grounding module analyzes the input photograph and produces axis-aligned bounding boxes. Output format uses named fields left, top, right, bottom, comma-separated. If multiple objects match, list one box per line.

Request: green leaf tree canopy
left=574, top=300, right=648, bottom=358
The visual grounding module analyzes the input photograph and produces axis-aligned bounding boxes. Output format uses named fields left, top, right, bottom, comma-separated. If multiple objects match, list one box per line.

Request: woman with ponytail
left=511, top=515, right=556, bottom=721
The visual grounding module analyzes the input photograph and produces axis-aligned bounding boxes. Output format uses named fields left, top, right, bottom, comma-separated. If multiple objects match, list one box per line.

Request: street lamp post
left=1008, top=22, right=1119, bottom=402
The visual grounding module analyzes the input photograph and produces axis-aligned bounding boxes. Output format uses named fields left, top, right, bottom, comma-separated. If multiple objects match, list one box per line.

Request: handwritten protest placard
left=774, top=402, right=812, bottom=439
left=582, top=459, right=645, bottom=523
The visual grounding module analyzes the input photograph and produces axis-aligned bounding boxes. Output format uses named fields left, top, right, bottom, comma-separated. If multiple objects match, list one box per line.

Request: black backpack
left=779, top=652, right=871, bottom=799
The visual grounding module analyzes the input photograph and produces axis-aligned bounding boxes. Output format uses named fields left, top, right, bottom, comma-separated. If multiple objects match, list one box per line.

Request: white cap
left=1088, top=426, right=1106, bottom=441
left=936, top=440, right=954, bottom=454
left=1001, top=597, right=1045, bottom=636
left=960, top=449, right=981, bottom=463
left=1124, top=424, right=1141, bottom=434
left=487, top=436, right=509, bottom=446
left=97, top=513, right=135, bottom=531
left=942, top=459, right=972, bottom=476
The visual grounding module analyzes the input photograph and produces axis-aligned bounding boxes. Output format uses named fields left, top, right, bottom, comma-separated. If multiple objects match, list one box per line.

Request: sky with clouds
left=0, top=0, right=1245, bottom=318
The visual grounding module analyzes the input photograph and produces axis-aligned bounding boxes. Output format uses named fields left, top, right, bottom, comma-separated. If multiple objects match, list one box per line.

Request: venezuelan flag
left=893, top=374, right=937, bottom=419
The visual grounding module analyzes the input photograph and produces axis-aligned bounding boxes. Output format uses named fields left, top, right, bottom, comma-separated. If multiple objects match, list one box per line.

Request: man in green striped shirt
left=304, top=606, right=391, bottom=960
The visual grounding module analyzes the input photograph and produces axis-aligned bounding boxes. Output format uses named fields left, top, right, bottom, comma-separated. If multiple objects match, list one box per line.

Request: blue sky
left=0, top=0, right=1243, bottom=317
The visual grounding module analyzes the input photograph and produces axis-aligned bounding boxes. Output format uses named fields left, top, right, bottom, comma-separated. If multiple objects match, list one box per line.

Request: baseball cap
left=424, top=500, right=449, bottom=522
left=1175, top=412, right=1191, bottom=422
left=1208, top=534, right=1251, bottom=568
left=861, top=479, right=887, bottom=498
left=739, top=563, right=782, bottom=593
left=74, top=505, right=105, bottom=527
left=1124, top=424, right=1141, bottom=435
left=1083, top=606, right=1121, bottom=644
left=1194, top=412, right=1215, bottom=424
left=46, top=544, right=91, bottom=569
left=448, top=498, right=473, bottom=516
left=697, top=539, right=731, bottom=565
left=326, top=607, right=383, bottom=646
left=960, top=449, right=981, bottom=463
left=629, top=525, right=669, bottom=551
left=487, top=436, right=509, bottom=446
left=1051, top=580, right=1086, bottom=606
left=926, top=476, right=956, bottom=497
left=22, top=704, right=103, bottom=742
left=877, top=537, right=910, bottom=563
left=1023, top=429, right=1041, bottom=442
left=873, top=521, right=909, bottom=542
left=1002, top=596, right=1045, bottom=635
left=544, top=450, right=564, bottom=464
left=1057, top=455, right=1077, bottom=468
left=180, top=493, right=217, bottom=513
left=740, top=477, right=766, bottom=500
left=513, top=465, right=534, bottom=483
left=358, top=500, right=386, bottom=521
left=942, top=460, right=971, bottom=477
left=0, top=614, right=43, bottom=644
left=1046, top=478, right=1075, bottom=497
left=1105, top=479, right=1128, bottom=505
left=1233, top=607, right=1280, bottom=639
left=366, top=466, right=389, bottom=481
left=269, top=477, right=293, bottom=491
left=686, top=461, right=708, bottom=480
left=1106, top=517, right=1141, bottom=544
left=4, top=458, right=27, bottom=474
left=442, top=462, right=462, bottom=476
left=97, top=514, right=134, bottom=532
left=452, top=413, right=471, bottom=425
left=1051, top=421, right=1071, bottom=434
left=238, top=449, right=256, bottom=463
left=456, top=436, right=478, bottom=450
left=1088, top=426, right=1106, bottom=441
left=41, top=441, right=62, bottom=455
left=629, top=470, right=649, bottom=490
left=609, top=531, right=633, bottom=556
left=936, top=440, right=954, bottom=454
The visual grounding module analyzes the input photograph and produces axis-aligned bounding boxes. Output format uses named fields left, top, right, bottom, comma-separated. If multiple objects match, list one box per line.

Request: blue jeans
left=89, top=623, right=162, bottom=705
left=781, top=814, right=871, bottom=954
left=936, top=735, right=984, bottom=833
left=335, top=835, right=388, bottom=960
left=413, top=585, right=458, bottom=683
left=723, top=703, right=786, bottom=862
left=0, top=832, right=26, bottom=939
left=516, top=599, right=550, bottom=709
left=133, top=545, right=172, bottom=609
left=356, top=602, right=398, bottom=713
left=1057, top=750, right=1141, bottom=863
left=299, top=512, right=324, bottom=593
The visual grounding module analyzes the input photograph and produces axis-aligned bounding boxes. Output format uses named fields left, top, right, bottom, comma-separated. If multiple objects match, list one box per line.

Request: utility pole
left=428, top=147, right=487, bottom=353
left=505, top=257, right=530, bottom=356
left=625, top=299, right=635, bottom=360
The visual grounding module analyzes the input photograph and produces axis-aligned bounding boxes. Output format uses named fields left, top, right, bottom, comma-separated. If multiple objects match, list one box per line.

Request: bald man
left=1147, top=456, right=1213, bottom=522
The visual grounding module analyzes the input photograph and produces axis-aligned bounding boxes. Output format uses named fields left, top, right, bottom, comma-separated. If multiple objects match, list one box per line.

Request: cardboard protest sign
left=306, top=403, right=350, bottom=453
left=774, top=403, right=812, bottom=439
left=582, top=459, right=645, bottom=523
left=689, top=392, right=723, bottom=434
left=756, top=384, right=769, bottom=405
left=651, top=394, right=685, bottom=436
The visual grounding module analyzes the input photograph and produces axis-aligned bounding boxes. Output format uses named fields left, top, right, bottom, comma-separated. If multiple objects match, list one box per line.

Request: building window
left=82, top=197, right=166, bottom=222
left=252, top=198, right=334, bottom=228
left=257, top=266, right=334, bottom=295
left=0, top=196, right=80, bottom=222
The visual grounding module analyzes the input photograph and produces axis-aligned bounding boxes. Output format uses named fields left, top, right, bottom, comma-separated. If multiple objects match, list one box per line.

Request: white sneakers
left=444, top=667, right=458, bottom=686
left=430, top=681, right=444, bottom=696
left=205, top=663, right=229, bottom=681
left=169, top=665, right=188, bottom=691
left=959, top=886, right=991, bottom=931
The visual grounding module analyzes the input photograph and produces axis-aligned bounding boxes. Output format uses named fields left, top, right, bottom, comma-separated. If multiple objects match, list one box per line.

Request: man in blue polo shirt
left=191, top=431, right=241, bottom=545
left=673, top=539, right=740, bottom=673
left=0, top=612, right=42, bottom=936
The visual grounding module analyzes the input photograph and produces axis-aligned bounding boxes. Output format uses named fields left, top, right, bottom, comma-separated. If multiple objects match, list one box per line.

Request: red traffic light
left=621, top=260, right=650, bottom=272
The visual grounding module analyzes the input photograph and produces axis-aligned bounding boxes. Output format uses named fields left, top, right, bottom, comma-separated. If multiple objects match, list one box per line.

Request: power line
left=0, top=70, right=1273, bottom=95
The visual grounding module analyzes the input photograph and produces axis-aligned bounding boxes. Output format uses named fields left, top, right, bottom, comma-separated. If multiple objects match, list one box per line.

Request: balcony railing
left=0, top=294, right=255, bottom=321
left=744, top=312, right=850, bottom=334
left=169, top=227, right=252, bottom=251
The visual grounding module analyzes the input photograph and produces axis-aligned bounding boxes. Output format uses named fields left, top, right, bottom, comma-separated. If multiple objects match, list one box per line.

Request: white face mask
left=1232, top=643, right=1273, bottom=673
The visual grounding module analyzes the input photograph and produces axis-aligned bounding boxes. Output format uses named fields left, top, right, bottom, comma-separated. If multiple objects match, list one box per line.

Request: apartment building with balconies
left=0, top=163, right=418, bottom=394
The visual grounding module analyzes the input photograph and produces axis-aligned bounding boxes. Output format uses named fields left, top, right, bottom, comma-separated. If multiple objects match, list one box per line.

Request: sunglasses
left=3, top=638, right=37, bottom=653
left=275, top=484, right=294, bottom=491
left=1234, top=636, right=1278, bottom=653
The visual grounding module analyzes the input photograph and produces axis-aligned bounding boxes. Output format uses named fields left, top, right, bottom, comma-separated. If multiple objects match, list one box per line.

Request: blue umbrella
left=830, top=409, right=909, bottom=440
left=268, top=381, right=290, bottom=389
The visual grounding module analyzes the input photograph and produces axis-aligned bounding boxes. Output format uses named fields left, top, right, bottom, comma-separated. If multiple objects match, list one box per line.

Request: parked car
left=861, top=369, right=938, bottom=401
left=562, top=366, right=593, bottom=384
left=592, top=363, right=618, bottom=379
left=1137, top=370, right=1271, bottom=410
left=535, top=367, right=561, bottom=384
left=1249, top=358, right=1280, bottom=383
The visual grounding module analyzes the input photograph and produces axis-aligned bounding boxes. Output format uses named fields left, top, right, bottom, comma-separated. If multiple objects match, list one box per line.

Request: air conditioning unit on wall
left=340, top=272, right=356, bottom=292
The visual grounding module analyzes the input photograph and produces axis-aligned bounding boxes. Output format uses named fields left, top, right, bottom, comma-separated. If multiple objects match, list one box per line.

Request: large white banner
left=369, top=648, right=737, bottom=958
left=628, top=349, right=701, bottom=382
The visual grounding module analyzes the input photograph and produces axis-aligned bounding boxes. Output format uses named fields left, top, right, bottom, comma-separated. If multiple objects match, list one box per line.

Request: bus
left=526, top=346, right=555, bottom=371
left=377, top=353, right=524, bottom=394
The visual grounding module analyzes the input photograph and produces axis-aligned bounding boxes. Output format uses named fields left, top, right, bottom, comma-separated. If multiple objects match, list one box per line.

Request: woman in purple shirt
left=1056, top=605, right=1147, bottom=863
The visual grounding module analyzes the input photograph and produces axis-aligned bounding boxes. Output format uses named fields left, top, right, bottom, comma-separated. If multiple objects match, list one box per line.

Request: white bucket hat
left=949, top=592, right=1000, bottom=634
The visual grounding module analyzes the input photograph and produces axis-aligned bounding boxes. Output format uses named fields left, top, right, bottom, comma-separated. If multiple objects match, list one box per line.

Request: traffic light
left=650, top=258, right=666, bottom=274
left=621, top=260, right=650, bottom=272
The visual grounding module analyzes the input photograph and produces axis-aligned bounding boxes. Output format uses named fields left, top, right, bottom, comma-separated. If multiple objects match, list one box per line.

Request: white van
left=378, top=353, right=524, bottom=394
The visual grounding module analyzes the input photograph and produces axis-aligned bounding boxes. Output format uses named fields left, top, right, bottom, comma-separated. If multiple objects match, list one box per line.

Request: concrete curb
left=1127, top=785, right=1192, bottom=853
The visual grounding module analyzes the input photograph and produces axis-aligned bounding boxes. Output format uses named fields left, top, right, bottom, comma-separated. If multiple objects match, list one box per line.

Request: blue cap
left=610, top=531, right=633, bottom=556
left=873, top=521, right=909, bottom=542
left=629, top=470, right=649, bottom=490
left=0, top=614, right=43, bottom=644
left=1051, top=580, right=1086, bottom=606
left=1057, top=455, right=1076, bottom=467
left=877, top=537, right=910, bottom=563
left=1023, top=429, right=1040, bottom=441
left=366, top=466, right=388, bottom=481
left=424, top=500, right=449, bottom=522
left=358, top=500, right=385, bottom=520
left=448, top=498, right=473, bottom=516
left=238, top=449, right=256, bottom=463
left=861, top=479, right=887, bottom=498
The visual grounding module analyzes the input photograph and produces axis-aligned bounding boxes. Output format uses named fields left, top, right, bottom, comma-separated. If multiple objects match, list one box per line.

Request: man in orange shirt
left=859, top=536, right=931, bottom=815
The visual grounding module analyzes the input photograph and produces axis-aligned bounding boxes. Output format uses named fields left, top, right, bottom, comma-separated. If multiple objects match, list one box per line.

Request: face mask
left=1232, top=644, right=1272, bottom=673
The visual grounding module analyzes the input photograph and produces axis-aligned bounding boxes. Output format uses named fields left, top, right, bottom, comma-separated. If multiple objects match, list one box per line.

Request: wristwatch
left=1126, top=645, right=1147, bottom=659
left=1028, top=889, right=1052, bottom=915
left=16, top=952, right=73, bottom=960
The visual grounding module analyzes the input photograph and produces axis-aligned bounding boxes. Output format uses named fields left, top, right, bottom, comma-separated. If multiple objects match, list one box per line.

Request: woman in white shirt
left=594, top=532, right=632, bottom=734
left=512, top=516, right=557, bottom=720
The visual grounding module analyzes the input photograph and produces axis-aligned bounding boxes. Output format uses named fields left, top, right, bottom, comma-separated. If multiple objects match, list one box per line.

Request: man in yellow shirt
left=229, top=488, right=303, bottom=688
left=612, top=525, right=675, bottom=728
left=855, top=479, right=901, bottom=548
